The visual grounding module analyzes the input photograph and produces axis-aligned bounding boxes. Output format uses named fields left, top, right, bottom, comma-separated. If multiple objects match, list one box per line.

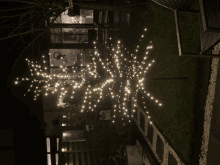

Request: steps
left=61, top=141, right=98, bottom=165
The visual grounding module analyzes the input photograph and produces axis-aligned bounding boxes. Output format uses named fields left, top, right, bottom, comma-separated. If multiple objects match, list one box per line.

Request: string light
left=14, top=27, right=163, bottom=125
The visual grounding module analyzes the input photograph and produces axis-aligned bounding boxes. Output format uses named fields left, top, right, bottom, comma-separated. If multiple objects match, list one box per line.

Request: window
left=55, top=153, right=58, bottom=165
left=46, top=137, right=60, bottom=165
left=51, top=9, right=93, bottom=24
left=57, top=138, right=59, bottom=152
left=46, top=138, right=50, bottom=153
left=47, top=154, right=51, bottom=165
left=50, top=28, right=89, bottom=43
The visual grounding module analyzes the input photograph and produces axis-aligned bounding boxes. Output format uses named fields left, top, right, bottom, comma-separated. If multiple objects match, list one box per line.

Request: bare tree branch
left=1, top=0, right=40, bottom=6
left=34, top=0, right=41, bottom=5
left=0, top=6, right=34, bottom=12
left=13, top=31, right=45, bottom=68
left=0, top=14, right=24, bottom=18
left=3, top=34, right=28, bottom=56
left=8, top=12, right=38, bottom=36
left=0, top=29, right=45, bottom=41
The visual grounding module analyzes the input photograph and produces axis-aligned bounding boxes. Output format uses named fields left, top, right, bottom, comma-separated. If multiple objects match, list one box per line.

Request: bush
left=91, top=122, right=129, bottom=165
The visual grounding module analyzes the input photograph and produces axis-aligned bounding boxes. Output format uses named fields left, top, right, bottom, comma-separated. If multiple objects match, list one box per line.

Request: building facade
left=44, top=6, right=106, bottom=165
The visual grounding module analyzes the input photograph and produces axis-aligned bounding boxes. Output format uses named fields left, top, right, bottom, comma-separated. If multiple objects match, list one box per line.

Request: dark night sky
left=4, top=39, right=47, bottom=164
left=2, top=2, right=47, bottom=165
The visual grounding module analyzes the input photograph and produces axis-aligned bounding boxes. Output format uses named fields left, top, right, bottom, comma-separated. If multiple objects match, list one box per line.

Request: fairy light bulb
left=15, top=32, right=163, bottom=119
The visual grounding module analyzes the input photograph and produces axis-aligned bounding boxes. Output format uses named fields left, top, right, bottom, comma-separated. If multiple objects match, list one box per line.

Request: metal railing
left=131, top=100, right=185, bottom=165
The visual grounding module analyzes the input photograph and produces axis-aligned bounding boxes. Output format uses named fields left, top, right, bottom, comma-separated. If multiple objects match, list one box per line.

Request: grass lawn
left=109, top=0, right=204, bottom=164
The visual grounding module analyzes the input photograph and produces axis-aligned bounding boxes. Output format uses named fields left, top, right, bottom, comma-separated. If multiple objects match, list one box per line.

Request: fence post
left=152, top=128, right=157, bottom=154
left=161, top=144, right=169, bottom=165
left=137, top=105, right=140, bottom=127
left=145, top=114, right=149, bottom=137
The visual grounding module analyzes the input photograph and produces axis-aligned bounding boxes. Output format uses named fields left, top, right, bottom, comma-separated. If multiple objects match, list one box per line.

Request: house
left=42, top=0, right=134, bottom=164
left=43, top=5, right=110, bottom=165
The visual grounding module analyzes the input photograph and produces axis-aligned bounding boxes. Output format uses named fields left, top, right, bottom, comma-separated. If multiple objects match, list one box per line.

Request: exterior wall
left=44, top=112, right=61, bottom=137
left=46, top=136, right=59, bottom=165
left=44, top=4, right=121, bottom=165
left=0, top=129, right=15, bottom=165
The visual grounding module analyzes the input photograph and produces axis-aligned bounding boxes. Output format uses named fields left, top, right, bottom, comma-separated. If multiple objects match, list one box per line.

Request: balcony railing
left=131, top=98, right=185, bottom=165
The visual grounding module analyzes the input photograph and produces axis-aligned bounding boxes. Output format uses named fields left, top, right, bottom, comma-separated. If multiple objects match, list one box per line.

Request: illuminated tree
left=14, top=27, right=163, bottom=126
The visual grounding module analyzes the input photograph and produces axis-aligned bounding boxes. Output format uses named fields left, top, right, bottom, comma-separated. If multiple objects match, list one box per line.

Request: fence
left=131, top=99, right=185, bottom=165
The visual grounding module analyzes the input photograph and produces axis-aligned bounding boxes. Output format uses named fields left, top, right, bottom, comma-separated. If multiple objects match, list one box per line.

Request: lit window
left=56, top=138, right=59, bottom=152
left=47, top=154, right=51, bottom=165
left=46, top=138, right=50, bottom=153
left=62, top=123, right=66, bottom=126
left=55, top=153, right=58, bottom=165
left=62, top=148, right=67, bottom=152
